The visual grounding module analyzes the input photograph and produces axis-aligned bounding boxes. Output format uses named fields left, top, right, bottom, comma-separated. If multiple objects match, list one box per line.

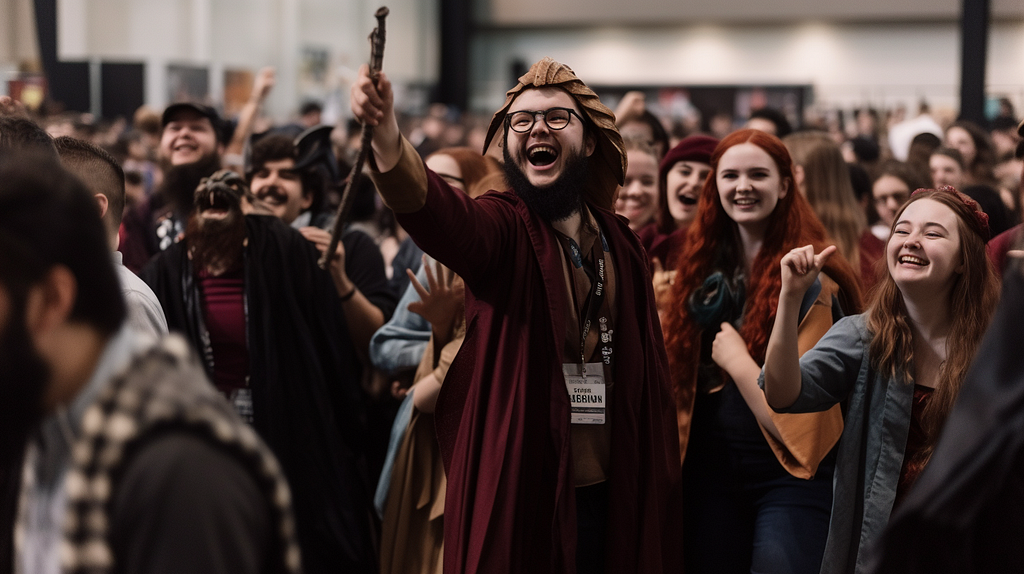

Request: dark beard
left=186, top=208, right=247, bottom=275
left=159, top=153, right=223, bottom=215
left=502, top=145, right=588, bottom=222
left=0, top=307, right=49, bottom=467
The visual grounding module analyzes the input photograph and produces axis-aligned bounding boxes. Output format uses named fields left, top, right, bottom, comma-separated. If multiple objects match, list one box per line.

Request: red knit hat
left=655, top=135, right=719, bottom=234
left=659, top=135, right=719, bottom=181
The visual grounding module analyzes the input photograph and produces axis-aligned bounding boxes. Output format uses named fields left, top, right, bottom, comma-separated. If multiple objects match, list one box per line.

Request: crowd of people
left=0, top=53, right=1023, bottom=574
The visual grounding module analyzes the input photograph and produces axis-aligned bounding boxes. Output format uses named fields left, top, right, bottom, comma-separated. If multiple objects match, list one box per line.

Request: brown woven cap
left=483, top=57, right=626, bottom=211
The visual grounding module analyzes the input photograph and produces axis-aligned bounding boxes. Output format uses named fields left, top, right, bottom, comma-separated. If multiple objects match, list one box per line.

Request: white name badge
left=562, top=362, right=606, bottom=425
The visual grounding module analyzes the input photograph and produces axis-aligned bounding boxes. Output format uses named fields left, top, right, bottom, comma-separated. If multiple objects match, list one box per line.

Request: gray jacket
left=763, top=314, right=915, bottom=574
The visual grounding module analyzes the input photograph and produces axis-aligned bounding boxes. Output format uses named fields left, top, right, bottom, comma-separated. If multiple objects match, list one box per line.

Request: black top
left=142, top=215, right=381, bottom=572
left=111, top=432, right=271, bottom=574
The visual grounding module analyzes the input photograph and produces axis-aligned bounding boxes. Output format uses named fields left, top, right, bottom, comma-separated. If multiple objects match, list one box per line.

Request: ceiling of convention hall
left=481, top=0, right=1024, bottom=27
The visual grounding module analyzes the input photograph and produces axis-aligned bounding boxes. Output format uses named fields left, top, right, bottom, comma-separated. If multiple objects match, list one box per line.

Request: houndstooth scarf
left=53, top=335, right=301, bottom=574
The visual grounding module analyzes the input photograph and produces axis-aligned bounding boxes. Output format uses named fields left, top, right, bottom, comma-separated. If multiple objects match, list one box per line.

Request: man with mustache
left=352, top=58, right=681, bottom=574
left=245, top=129, right=395, bottom=356
left=0, top=155, right=298, bottom=574
left=141, top=171, right=380, bottom=573
left=120, top=103, right=226, bottom=272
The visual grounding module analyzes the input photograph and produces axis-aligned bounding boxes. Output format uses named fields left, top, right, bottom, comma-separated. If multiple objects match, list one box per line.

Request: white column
left=273, top=0, right=300, bottom=121
left=57, top=0, right=89, bottom=59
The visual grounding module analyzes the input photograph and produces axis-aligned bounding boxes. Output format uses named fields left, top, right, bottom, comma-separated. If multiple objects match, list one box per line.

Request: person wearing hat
left=640, top=135, right=718, bottom=264
left=352, top=58, right=681, bottom=573
left=141, top=170, right=380, bottom=573
left=638, top=134, right=718, bottom=318
left=119, top=102, right=227, bottom=272
left=244, top=128, right=395, bottom=359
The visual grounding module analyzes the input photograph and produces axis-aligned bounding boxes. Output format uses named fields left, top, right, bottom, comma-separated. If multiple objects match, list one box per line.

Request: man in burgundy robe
left=353, top=58, right=682, bottom=573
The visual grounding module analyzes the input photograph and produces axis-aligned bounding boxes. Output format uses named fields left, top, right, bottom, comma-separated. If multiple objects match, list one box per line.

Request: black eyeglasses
left=505, top=107, right=584, bottom=133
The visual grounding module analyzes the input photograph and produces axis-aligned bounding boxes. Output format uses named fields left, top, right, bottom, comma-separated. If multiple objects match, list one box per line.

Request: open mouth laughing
left=196, top=187, right=240, bottom=220
left=897, top=254, right=928, bottom=267
left=678, top=192, right=698, bottom=206
left=527, top=144, right=558, bottom=168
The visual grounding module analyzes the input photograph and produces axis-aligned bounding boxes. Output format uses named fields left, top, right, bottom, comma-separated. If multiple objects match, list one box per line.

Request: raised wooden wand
left=319, top=6, right=390, bottom=269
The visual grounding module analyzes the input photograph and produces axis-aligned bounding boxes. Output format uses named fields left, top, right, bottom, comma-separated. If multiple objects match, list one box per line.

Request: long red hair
left=663, top=129, right=862, bottom=392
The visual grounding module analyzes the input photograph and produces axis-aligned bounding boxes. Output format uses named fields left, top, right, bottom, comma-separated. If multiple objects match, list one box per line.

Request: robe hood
left=483, top=57, right=626, bottom=211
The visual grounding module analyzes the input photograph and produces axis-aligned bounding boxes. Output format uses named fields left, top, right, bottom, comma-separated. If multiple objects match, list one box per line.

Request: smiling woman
left=662, top=128, right=862, bottom=574
left=614, top=138, right=660, bottom=231
left=761, top=187, right=999, bottom=574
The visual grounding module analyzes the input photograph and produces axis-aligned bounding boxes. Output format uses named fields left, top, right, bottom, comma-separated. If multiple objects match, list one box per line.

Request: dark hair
left=946, top=120, right=997, bottom=183
left=0, top=153, right=125, bottom=336
left=907, top=132, right=942, bottom=183
left=931, top=147, right=965, bottom=170
left=748, top=107, right=793, bottom=138
left=300, top=101, right=323, bottom=117
left=873, top=160, right=927, bottom=192
left=247, top=134, right=325, bottom=215
left=621, top=110, right=670, bottom=158
left=847, top=162, right=871, bottom=203
left=53, top=136, right=127, bottom=231
left=0, top=116, right=57, bottom=157
left=961, top=184, right=1014, bottom=237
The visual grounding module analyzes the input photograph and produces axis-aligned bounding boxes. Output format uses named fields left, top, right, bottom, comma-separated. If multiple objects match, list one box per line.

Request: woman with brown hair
left=945, top=120, right=998, bottom=186
left=762, top=187, right=1000, bottom=574
left=663, top=129, right=862, bottom=573
left=784, top=131, right=884, bottom=291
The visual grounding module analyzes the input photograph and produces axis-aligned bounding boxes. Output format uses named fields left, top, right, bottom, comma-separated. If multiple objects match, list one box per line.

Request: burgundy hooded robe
left=371, top=136, right=682, bottom=574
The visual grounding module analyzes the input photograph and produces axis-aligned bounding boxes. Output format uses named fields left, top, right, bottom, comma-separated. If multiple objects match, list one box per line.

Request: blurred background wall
left=0, top=0, right=1021, bottom=124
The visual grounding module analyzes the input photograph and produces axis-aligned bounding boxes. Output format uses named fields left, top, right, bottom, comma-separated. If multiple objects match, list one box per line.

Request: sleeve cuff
left=368, top=134, right=429, bottom=213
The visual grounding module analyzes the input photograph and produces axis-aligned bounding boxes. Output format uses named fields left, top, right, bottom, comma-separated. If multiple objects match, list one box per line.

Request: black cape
left=142, top=215, right=380, bottom=572
left=870, top=263, right=1024, bottom=573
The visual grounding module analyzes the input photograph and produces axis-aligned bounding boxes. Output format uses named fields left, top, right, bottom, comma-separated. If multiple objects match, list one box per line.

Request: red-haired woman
left=762, top=187, right=999, bottom=574
left=663, top=129, right=862, bottom=573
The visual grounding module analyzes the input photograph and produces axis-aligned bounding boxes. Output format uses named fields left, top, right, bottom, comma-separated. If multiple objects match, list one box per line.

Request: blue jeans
left=682, top=384, right=834, bottom=574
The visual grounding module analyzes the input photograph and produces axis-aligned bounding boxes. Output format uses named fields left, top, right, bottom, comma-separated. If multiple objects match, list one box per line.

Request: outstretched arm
left=763, top=244, right=836, bottom=409
left=224, top=67, right=275, bottom=171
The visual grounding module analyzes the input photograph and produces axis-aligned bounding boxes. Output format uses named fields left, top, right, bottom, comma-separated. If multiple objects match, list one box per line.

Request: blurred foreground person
left=354, top=57, right=681, bottom=573
left=141, top=171, right=378, bottom=572
left=53, top=136, right=168, bottom=339
left=0, top=155, right=298, bottom=574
